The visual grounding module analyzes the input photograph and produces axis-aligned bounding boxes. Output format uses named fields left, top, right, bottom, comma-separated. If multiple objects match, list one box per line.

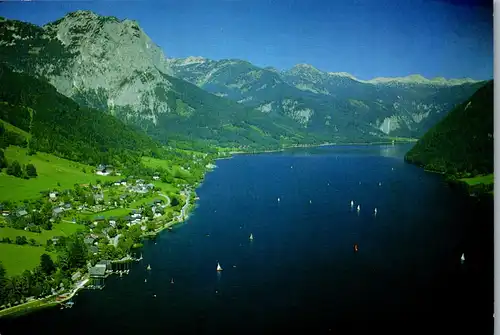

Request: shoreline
left=0, top=139, right=415, bottom=318
left=226, top=139, right=417, bottom=156
left=0, top=278, right=89, bottom=318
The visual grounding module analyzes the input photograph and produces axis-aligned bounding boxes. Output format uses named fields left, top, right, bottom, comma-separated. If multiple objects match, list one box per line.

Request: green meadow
left=0, top=221, right=85, bottom=244
left=0, top=146, right=120, bottom=202
left=0, top=244, right=57, bottom=276
left=460, top=173, right=494, bottom=186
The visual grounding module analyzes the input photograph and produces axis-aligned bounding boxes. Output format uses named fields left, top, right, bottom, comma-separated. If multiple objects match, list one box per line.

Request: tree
left=6, top=160, right=22, bottom=177
left=25, top=163, right=37, bottom=177
left=108, top=228, right=117, bottom=238
left=0, top=262, right=7, bottom=305
left=40, top=254, right=55, bottom=275
left=144, top=206, right=154, bottom=219
left=0, top=149, right=6, bottom=169
left=15, top=236, right=28, bottom=245
left=67, top=236, right=88, bottom=270
left=41, top=220, right=52, bottom=231
left=171, top=195, right=180, bottom=207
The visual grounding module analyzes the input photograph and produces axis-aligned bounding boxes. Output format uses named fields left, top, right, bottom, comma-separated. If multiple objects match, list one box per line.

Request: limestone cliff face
left=0, top=10, right=489, bottom=145
left=1, top=10, right=176, bottom=125
left=43, top=10, right=174, bottom=123
left=169, top=56, right=486, bottom=137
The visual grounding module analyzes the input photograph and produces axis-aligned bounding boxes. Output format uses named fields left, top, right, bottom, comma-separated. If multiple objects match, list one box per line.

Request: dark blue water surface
left=0, top=144, right=493, bottom=334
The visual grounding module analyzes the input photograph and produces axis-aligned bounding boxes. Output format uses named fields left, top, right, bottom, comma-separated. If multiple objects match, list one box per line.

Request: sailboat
left=277, top=197, right=281, bottom=202
left=309, top=200, right=312, bottom=204
left=249, top=233, right=254, bottom=241
left=357, top=205, right=361, bottom=211
left=217, top=262, right=223, bottom=271
left=350, top=200, right=354, bottom=207
left=170, top=278, right=174, bottom=284
left=144, top=279, right=147, bottom=283
left=147, top=264, right=151, bottom=271
left=374, top=208, right=378, bottom=215
left=461, top=253, right=465, bottom=264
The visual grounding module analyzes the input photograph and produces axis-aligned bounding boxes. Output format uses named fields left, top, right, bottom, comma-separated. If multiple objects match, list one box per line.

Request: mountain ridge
left=0, top=10, right=489, bottom=147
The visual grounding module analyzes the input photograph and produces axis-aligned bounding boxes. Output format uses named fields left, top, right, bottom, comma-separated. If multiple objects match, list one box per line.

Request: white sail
left=357, top=205, right=361, bottom=211
left=147, top=264, right=151, bottom=270
left=350, top=200, right=354, bottom=207
left=249, top=233, right=253, bottom=240
left=277, top=197, right=280, bottom=202
left=461, top=253, right=465, bottom=262
left=217, top=262, right=223, bottom=271
left=374, top=208, right=378, bottom=214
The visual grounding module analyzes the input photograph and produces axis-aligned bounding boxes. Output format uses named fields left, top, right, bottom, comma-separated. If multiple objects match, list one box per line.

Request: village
left=0, top=160, right=200, bottom=314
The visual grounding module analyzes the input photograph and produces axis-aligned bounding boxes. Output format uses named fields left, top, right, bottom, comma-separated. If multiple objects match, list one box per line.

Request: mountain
left=168, top=58, right=486, bottom=138
left=404, top=80, right=493, bottom=176
left=0, top=12, right=316, bottom=150
left=0, top=63, right=163, bottom=166
left=0, top=11, right=488, bottom=148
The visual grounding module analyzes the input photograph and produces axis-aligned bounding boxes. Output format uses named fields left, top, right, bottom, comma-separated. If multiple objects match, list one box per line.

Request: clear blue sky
left=0, top=0, right=493, bottom=80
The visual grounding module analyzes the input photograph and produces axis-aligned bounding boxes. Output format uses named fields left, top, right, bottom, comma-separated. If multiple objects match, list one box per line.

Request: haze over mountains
left=0, top=10, right=489, bottom=149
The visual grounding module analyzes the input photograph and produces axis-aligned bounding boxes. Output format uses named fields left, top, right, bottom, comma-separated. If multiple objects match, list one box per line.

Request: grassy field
left=460, top=173, right=494, bottom=186
left=0, top=119, right=31, bottom=139
left=459, top=173, right=494, bottom=195
left=0, top=221, right=85, bottom=245
left=0, top=244, right=57, bottom=276
left=87, top=207, right=131, bottom=220
left=141, top=156, right=174, bottom=172
left=0, top=146, right=120, bottom=202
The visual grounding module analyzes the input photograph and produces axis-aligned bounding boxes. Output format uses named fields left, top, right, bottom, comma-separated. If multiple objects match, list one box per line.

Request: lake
left=0, top=144, right=493, bottom=334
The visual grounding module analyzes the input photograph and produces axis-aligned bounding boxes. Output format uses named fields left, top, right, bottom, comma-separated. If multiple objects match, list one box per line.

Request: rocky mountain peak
left=290, top=63, right=321, bottom=73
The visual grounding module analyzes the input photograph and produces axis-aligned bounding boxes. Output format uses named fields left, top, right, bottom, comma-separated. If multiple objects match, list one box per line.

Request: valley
left=0, top=4, right=493, bottom=332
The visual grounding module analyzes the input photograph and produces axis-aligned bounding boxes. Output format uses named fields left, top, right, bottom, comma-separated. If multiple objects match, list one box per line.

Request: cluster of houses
left=89, top=198, right=165, bottom=231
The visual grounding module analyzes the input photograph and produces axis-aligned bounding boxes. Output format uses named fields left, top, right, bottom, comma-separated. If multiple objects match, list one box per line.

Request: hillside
left=168, top=57, right=485, bottom=139
left=0, top=64, right=164, bottom=166
left=0, top=12, right=324, bottom=149
left=0, top=11, right=487, bottom=147
left=404, top=81, right=493, bottom=177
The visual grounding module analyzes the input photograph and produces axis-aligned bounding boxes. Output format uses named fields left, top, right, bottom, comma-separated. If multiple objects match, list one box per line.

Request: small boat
left=144, top=279, right=147, bottom=283
left=168, top=226, right=173, bottom=231
left=350, top=200, right=354, bottom=207
left=354, top=244, right=359, bottom=252
left=357, top=205, right=360, bottom=211
left=309, top=200, right=312, bottom=204
left=170, top=278, right=174, bottom=284
left=461, top=253, right=465, bottom=264
left=277, top=197, right=281, bottom=202
left=217, top=262, right=223, bottom=271
left=374, top=208, right=378, bottom=215
left=147, top=264, right=151, bottom=271
left=249, top=233, right=254, bottom=241
left=378, top=182, right=382, bottom=186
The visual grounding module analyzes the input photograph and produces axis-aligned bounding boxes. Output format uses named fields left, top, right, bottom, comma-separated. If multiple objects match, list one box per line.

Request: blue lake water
left=0, top=144, right=493, bottom=334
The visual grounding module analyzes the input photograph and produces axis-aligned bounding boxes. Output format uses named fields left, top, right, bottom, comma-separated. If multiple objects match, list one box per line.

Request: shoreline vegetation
left=0, top=137, right=415, bottom=318
left=404, top=81, right=493, bottom=199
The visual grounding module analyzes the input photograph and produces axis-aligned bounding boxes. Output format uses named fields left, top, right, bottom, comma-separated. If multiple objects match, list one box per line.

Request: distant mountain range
left=0, top=11, right=490, bottom=149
